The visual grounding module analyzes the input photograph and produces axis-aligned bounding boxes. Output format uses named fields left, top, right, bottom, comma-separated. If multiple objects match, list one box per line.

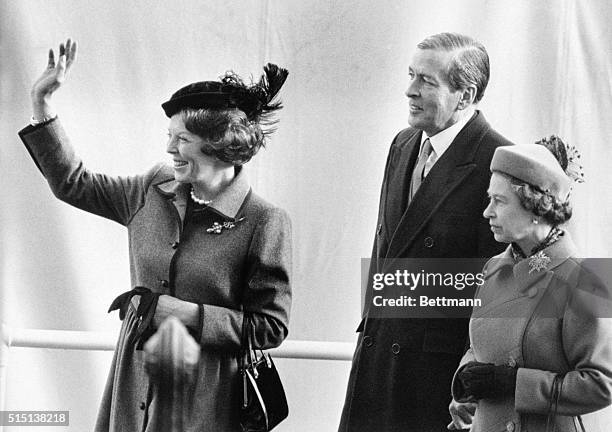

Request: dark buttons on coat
left=363, top=336, right=373, bottom=347
left=171, top=241, right=180, bottom=249
left=139, top=402, right=146, bottom=410
left=424, top=237, right=434, bottom=248
left=391, top=343, right=401, bottom=354
left=159, top=279, right=169, bottom=288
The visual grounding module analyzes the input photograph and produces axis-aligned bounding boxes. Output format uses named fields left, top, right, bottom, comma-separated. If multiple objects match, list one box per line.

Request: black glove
left=457, top=361, right=517, bottom=400
left=108, top=286, right=152, bottom=320
left=108, top=286, right=160, bottom=350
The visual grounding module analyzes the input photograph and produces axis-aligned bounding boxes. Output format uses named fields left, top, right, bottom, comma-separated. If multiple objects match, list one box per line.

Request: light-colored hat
left=491, top=145, right=571, bottom=201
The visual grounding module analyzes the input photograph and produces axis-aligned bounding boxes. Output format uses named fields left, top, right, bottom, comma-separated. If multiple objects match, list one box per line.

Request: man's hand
left=447, top=399, right=477, bottom=430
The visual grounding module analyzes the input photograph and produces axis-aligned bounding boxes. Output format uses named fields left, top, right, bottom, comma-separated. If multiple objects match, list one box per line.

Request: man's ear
left=457, top=86, right=477, bottom=110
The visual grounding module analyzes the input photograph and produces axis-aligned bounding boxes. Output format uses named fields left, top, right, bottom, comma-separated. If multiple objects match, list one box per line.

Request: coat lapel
left=484, top=248, right=514, bottom=279
left=385, top=112, right=490, bottom=260
left=154, top=178, right=189, bottom=225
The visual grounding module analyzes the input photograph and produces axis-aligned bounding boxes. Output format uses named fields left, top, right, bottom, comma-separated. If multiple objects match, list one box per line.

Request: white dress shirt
left=419, top=108, right=476, bottom=177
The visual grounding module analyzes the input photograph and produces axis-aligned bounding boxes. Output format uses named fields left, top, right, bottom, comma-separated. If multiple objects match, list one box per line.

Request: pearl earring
left=532, top=218, right=539, bottom=225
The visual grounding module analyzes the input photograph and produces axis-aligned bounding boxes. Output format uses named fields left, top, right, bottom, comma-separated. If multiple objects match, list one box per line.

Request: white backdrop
left=1, top=0, right=611, bottom=430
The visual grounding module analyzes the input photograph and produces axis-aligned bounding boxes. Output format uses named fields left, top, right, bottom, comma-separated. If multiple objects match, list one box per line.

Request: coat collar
left=154, top=165, right=251, bottom=220
left=385, top=111, right=489, bottom=260
left=485, top=231, right=578, bottom=293
left=422, top=107, right=475, bottom=158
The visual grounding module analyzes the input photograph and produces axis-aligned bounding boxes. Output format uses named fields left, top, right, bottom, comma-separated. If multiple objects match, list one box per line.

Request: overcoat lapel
left=381, top=130, right=421, bottom=241
left=512, top=233, right=578, bottom=291
left=475, top=234, right=578, bottom=322
left=385, top=112, right=490, bottom=261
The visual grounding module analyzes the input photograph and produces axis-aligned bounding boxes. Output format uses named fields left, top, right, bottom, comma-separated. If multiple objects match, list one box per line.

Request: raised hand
left=31, top=38, right=78, bottom=121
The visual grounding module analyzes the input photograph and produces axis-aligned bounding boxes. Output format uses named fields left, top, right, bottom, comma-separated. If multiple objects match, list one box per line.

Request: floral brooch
left=206, top=217, right=246, bottom=234
left=528, top=251, right=551, bottom=274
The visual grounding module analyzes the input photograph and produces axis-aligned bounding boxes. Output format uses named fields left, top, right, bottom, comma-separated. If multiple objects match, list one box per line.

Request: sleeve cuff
left=515, top=367, right=555, bottom=413
left=30, top=114, right=58, bottom=127
left=195, top=304, right=204, bottom=343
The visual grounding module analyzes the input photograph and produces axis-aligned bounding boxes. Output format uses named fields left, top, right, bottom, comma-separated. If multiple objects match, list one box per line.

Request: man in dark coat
left=339, top=32, right=512, bottom=431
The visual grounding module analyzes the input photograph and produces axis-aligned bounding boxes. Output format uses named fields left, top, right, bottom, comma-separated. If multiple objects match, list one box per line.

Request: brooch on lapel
left=206, top=217, right=246, bottom=234
left=528, top=251, right=551, bottom=274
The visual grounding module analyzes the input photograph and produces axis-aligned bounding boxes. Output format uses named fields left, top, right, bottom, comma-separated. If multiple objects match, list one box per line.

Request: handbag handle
left=240, top=313, right=264, bottom=371
left=545, top=374, right=585, bottom=432
left=240, top=312, right=268, bottom=410
left=545, top=374, right=563, bottom=432
left=240, top=313, right=251, bottom=370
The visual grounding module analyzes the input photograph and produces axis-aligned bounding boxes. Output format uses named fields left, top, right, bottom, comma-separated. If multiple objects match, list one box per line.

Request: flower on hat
left=535, top=135, right=585, bottom=184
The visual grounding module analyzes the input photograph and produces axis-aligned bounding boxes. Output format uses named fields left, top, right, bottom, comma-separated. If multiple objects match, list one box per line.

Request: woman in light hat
left=19, top=39, right=291, bottom=431
left=448, top=137, right=612, bottom=431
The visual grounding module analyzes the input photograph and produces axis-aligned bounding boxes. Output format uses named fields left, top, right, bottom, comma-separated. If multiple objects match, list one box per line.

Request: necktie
left=409, top=138, right=433, bottom=201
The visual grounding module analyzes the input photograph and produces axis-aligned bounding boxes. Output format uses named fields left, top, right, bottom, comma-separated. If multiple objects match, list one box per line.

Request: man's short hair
left=417, top=32, right=490, bottom=102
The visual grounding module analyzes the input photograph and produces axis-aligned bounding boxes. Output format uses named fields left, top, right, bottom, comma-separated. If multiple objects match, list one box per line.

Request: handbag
left=546, top=374, right=586, bottom=432
left=239, top=313, right=289, bottom=432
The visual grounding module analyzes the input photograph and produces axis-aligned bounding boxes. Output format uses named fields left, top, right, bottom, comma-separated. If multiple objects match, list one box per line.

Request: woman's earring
left=532, top=218, right=539, bottom=225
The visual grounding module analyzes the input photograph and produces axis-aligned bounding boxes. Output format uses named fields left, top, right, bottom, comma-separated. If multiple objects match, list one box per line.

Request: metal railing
left=2, top=325, right=355, bottom=360
left=0, top=323, right=354, bottom=429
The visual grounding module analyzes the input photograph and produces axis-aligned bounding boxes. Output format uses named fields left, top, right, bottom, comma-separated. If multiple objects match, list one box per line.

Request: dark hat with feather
left=162, top=63, right=289, bottom=134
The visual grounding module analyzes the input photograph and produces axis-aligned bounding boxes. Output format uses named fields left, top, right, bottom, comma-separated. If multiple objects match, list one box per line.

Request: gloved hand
left=456, top=361, right=517, bottom=400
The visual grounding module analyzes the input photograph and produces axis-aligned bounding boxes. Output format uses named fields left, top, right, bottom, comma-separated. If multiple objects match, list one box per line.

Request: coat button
left=391, top=343, right=400, bottom=354
left=507, top=357, right=517, bottom=368
left=377, top=223, right=383, bottom=235
left=363, top=336, right=373, bottom=347
left=527, top=287, right=538, bottom=298
left=506, top=421, right=515, bottom=432
left=424, top=237, right=434, bottom=248
left=159, top=279, right=169, bottom=288
left=139, top=402, right=146, bottom=410
left=171, top=241, right=180, bottom=249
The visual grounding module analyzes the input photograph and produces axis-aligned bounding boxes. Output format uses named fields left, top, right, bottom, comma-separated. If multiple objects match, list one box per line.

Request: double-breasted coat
left=452, top=234, right=612, bottom=432
left=19, top=119, right=292, bottom=432
left=339, top=112, right=512, bottom=431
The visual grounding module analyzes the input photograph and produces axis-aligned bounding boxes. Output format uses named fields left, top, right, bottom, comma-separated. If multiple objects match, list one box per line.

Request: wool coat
left=452, top=234, right=612, bottom=432
left=339, top=112, right=512, bottom=432
left=19, top=119, right=292, bottom=432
